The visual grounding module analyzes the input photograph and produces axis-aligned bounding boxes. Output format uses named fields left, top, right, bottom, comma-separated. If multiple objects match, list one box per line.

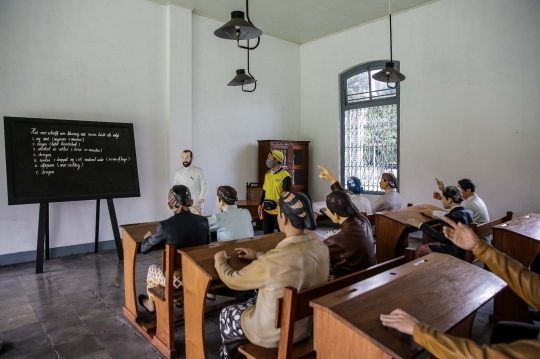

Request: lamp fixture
left=372, top=0, right=406, bottom=89
left=228, top=40, right=257, bottom=92
left=214, top=0, right=262, bottom=50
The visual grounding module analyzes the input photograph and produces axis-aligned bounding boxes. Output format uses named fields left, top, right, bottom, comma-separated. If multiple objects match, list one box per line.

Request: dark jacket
left=325, top=181, right=376, bottom=278
left=141, top=211, right=210, bottom=254
left=419, top=206, right=473, bottom=260
left=324, top=214, right=376, bottom=278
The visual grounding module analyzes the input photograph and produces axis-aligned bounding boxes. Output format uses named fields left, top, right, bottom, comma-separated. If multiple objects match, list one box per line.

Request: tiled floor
left=0, top=228, right=497, bottom=359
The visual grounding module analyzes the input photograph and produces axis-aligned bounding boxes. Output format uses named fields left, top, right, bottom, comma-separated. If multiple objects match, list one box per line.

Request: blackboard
left=4, top=117, right=140, bottom=205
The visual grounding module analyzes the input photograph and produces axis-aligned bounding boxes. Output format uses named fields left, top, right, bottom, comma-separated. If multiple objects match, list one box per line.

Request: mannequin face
left=458, top=184, right=473, bottom=199
left=379, top=177, right=389, bottom=191
left=441, top=195, right=452, bottom=209
left=182, top=152, right=192, bottom=167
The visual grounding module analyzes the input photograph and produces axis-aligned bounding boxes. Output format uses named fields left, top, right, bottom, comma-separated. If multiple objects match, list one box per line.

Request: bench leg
left=152, top=297, right=177, bottom=359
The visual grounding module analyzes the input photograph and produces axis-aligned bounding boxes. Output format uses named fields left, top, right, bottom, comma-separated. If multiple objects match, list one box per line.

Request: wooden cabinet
left=257, top=140, right=310, bottom=194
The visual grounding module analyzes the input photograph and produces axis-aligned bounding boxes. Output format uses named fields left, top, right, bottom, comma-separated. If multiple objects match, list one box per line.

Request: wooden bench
left=404, top=211, right=514, bottom=263
left=238, top=256, right=405, bottom=359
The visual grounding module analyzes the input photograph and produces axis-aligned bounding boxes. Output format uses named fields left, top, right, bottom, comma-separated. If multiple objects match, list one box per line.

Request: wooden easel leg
left=95, top=200, right=100, bottom=253
left=107, top=199, right=123, bottom=260
left=36, top=203, right=47, bottom=274
left=45, top=203, right=50, bottom=260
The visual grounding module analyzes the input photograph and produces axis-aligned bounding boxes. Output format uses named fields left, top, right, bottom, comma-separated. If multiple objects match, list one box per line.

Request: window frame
left=339, top=60, right=401, bottom=195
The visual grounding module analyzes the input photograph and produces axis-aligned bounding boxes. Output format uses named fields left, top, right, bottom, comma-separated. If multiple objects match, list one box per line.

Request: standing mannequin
left=173, top=150, right=208, bottom=214
left=258, top=150, right=291, bottom=234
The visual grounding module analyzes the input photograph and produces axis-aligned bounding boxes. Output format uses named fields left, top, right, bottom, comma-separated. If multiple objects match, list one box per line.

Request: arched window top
left=340, top=60, right=400, bottom=194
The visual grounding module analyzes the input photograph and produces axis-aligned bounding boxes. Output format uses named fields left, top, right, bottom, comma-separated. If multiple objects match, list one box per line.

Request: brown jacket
left=413, top=240, right=540, bottom=358
left=326, top=182, right=376, bottom=278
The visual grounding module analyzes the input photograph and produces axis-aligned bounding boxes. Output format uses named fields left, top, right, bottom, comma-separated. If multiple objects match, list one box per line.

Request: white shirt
left=371, top=188, right=402, bottom=212
left=433, top=193, right=490, bottom=224
left=208, top=205, right=254, bottom=242
left=349, top=193, right=373, bottom=214
left=173, top=165, right=208, bottom=209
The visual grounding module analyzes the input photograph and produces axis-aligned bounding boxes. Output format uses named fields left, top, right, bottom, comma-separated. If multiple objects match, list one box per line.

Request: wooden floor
left=0, top=224, right=505, bottom=359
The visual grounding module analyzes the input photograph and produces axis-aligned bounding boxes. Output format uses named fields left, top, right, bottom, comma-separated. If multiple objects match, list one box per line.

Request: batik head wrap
left=217, top=185, right=238, bottom=205
left=347, top=176, right=364, bottom=195
left=326, top=190, right=359, bottom=218
left=279, top=191, right=316, bottom=230
left=381, top=173, right=397, bottom=188
left=442, top=186, right=464, bottom=204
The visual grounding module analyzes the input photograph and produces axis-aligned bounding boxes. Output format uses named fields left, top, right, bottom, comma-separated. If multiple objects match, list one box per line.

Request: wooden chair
left=238, top=256, right=405, bottom=359
left=404, top=211, right=514, bottom=263
left=247, top=182, right=263, bottom=201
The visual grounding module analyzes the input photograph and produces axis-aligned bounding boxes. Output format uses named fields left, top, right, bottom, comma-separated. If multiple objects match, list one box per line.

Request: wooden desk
left=121, top=221, right=161, bottom=324
left=491, top=213, right=540, bottom=324
left=181, top=232, right=286, bottom=359
left=375, top=204, right=443, bottom=263
left=310, top=253, right=506, bottom=359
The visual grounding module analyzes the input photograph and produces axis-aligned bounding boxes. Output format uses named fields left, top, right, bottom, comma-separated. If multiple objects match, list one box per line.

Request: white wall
left=301, top=0, right=540, bottom=218
left=191, top=16, right=301, bottom=215
left=0, top=0, right=301, bottom=258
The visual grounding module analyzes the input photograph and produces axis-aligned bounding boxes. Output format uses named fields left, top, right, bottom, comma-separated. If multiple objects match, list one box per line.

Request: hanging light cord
left=242, top=39, right=257, bottom=92
left=237, top=0, right=261, bottom=50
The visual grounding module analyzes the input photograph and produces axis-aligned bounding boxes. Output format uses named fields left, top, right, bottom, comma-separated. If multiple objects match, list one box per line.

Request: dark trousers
left=490, top=321, right=540, bottom=344
left=262, top=213, right=280, bottom=234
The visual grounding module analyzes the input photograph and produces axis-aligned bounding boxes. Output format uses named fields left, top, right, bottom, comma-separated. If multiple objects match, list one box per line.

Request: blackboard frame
left=4, top=116, right=141, bottom=205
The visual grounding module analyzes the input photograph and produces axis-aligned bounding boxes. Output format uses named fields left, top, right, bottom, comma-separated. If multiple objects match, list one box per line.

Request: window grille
left=340, top=61, right=400, bottom=194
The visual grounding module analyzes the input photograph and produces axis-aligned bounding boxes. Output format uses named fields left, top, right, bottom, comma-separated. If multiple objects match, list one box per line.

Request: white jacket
left=173, top=165, right=208, bottom=209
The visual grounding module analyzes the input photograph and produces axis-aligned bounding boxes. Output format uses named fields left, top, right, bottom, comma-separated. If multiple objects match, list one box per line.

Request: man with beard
left=174, top=150, right=208, bottom=214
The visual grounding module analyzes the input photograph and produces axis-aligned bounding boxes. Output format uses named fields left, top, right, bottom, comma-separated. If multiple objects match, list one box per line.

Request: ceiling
left=158, top=0, right=438, bottom=44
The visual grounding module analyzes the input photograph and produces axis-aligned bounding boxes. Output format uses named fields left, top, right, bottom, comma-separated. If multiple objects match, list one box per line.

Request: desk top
left=310, top=253, right=506, bottom=359
left=180, top=232, right=286, bottom=281
left=120, top=221, right=160, bottom=244
left=493, top=213, right=540, bottom=242
left=375, top=204, right=444, bottom=227
left=236, top=200, right=260, bottom=207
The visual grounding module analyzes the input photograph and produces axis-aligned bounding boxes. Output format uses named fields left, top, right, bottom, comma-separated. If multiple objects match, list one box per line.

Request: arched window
left=340, top=60, right=400, bottom=194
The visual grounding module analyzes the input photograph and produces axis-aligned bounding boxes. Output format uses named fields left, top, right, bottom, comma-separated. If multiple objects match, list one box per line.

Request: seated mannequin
left=432, top=178, right=490, bottom=224
left=318, top=165, right=376, bottom=278
left=138, top=185, right=210, bottom=313
left=407, top=186, right=473, bottom=260
left=346, top=176, right=373, bottom=214
left=214, top=191, right=329, bottom=359
left=371, top=173, right=402, bottom=212
left=208, top=185, right=254, bottom=242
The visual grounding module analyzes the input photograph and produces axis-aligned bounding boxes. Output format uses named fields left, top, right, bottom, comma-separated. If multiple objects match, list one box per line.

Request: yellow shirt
left=262, top=168, right=290, bottom=215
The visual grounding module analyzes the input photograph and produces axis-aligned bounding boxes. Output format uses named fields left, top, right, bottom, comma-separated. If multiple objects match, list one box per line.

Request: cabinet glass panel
left=294, top=169, right=305, bottom=186
left=293, top=149, right=305, bottom=166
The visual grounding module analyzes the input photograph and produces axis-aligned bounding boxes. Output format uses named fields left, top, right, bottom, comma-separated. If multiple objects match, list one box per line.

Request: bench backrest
left=274, top=256, right=405, bottom=359
left=469, top=211, right=513, bottom=238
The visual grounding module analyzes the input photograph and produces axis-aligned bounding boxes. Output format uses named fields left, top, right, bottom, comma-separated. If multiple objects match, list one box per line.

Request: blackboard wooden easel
left=35, top=199, right=123, bottom=274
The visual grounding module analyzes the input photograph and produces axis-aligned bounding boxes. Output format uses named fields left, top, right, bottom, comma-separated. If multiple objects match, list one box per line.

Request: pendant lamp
left=372, top=0, right=406, bottom=89
left=228, top=40, right=257, bottom=92
left=214, top=0, right=262, bottom=50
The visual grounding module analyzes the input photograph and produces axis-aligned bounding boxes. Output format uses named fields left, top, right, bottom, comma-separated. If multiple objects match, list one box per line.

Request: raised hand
left=433, top=192, right=443, bottom=201
left=435, top=178, right=445, bottom=191
left=380, top=309, right=419, bottom=335
left=317, top=165, right=337, bottom=183
left=442, top=216, right=481, bottom=251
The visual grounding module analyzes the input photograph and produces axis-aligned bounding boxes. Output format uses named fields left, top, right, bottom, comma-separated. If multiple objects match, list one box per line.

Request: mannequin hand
left=236, top=248, right=260, bottom=261
left=433, top=192, right=443, bottom=200
left=380, top=309, right=419, bottom=335
left=435, top=178, right=444, bottom=191
left=258, top=205, right=263, bottom=217
left=214, top=251, right=231, bottom=261
left=144, top=231, right=152, bottom=240
left=407, top=218, right=422, bottom=228
left=420, top=209, right=434, bottom=217
left=442, top=216, right=481, bottom=251
left=317, top=165, right=337, bottom=183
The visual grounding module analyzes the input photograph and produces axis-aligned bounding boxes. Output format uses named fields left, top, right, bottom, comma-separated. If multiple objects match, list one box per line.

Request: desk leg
left=123, top=231, right=139, bottom=321
left=491, top=288, right=533, bottom=324
left=182, top=255, right=212, bottom=359
left=376, top=217, right=406, bottom=263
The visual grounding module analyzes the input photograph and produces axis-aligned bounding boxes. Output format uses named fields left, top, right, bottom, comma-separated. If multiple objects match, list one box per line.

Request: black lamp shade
left=228, top=69, right=256, bottom=86
left=214, top=11, right=262, bottom=40
left=372, top=62, right=406, bottom=84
